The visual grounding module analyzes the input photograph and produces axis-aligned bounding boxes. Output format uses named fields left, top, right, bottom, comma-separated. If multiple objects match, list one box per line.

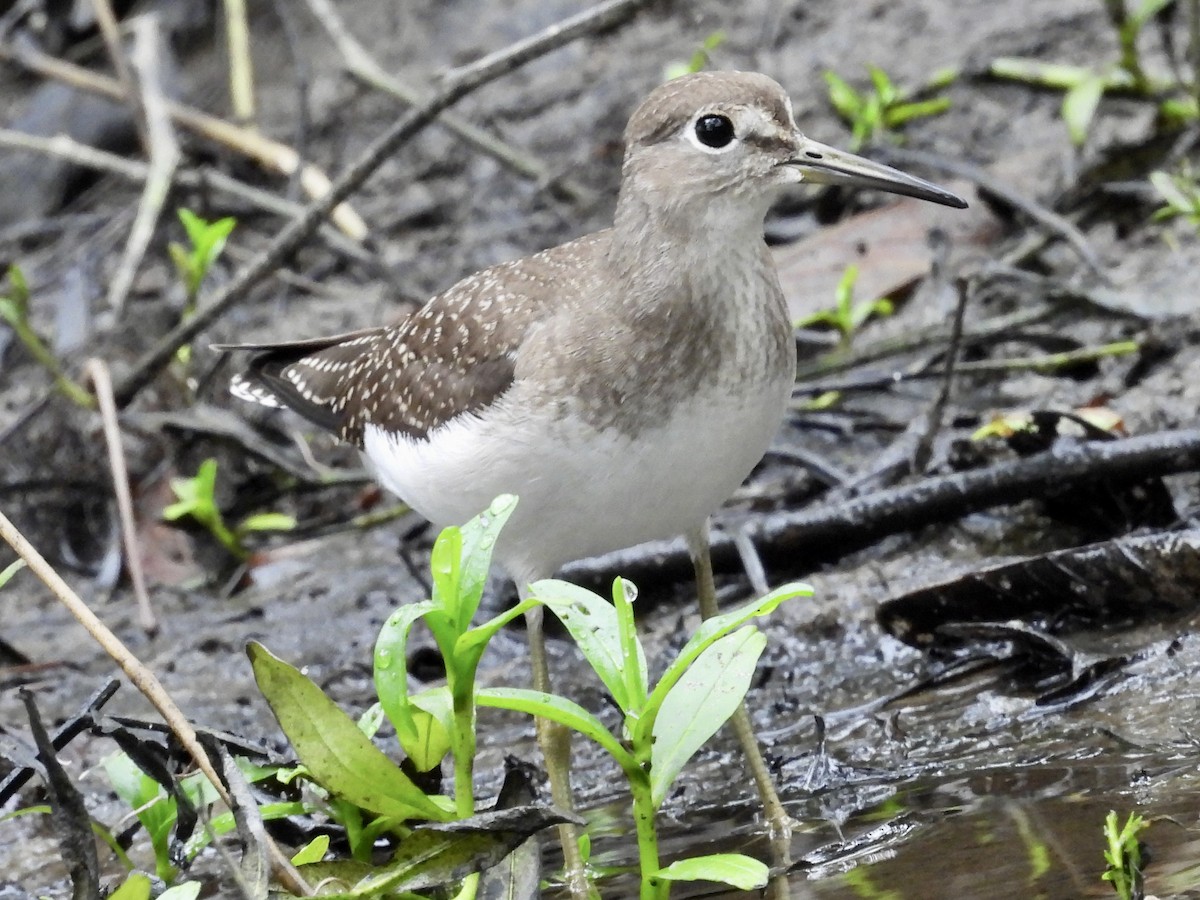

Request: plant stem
left=450, top=675, right=479, bottom=900
left=629, top=770, right=666, bottom=900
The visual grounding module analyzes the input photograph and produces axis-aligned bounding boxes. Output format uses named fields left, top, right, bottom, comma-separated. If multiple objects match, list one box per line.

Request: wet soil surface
left=3, top=0, right=1200, bottom=897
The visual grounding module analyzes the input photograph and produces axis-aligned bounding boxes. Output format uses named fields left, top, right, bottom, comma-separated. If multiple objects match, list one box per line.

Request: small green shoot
left=475, top=574, right=812, bottom=898
left=990, top=0, right=1184, bottom=144
left=796, top=265, right=893, bottom=347
left=169, top=209, right=235, bottom=365
left=169, top=209, right=236, bottom=303
left=1101, top=810, right=1148, bottom=900
left=162, top=458, right=295, bottom=560
left=102, top=751, right=299, bottom=883
left=248, top=495, right=810, bottom=898
left=1150, top=166, right=1200, bottom=228
left=0, top=265, right=93, bottom=408
left=664, top=31, right=726, bottom=80
left=824, top=65, right=954, bottom=150
left=0, top=558, right=26, bottom=589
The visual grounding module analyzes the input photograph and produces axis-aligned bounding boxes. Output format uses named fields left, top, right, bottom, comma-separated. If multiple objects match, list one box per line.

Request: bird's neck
left=607, top=182, right=774, bottom=310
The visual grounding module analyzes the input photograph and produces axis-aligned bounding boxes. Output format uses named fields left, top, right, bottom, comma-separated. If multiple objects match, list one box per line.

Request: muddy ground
left=2, top=0, right=1200, bottom=897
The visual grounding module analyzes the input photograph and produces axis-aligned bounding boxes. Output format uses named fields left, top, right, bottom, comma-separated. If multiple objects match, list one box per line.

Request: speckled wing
left=224, top=287, right=527, bottom=447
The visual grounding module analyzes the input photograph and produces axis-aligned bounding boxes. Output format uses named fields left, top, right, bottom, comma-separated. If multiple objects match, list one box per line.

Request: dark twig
left=842, top=230, right=960, bottom=494
left=0, top=679, right=119, bottom=805
left=21, top=689, right=99, bottom=900
left=301, top=0, right=590, bottom=202
left=111, top=0, right=652, bottom=408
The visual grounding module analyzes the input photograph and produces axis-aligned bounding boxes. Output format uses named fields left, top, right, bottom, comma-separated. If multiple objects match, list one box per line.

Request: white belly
left=362, top=379, right=790, bottom=584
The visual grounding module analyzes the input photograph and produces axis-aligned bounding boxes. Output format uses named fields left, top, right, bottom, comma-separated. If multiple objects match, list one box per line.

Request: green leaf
left=249, top=642, right=450, bottom=822
left=476, top=687, right=636, bottom=771
left=633, top=582, right=811, bottom=747
left=291, top=834, right=330, bottom=866
left=157, top=883, right=202, bottom=900
left=456, top=596, right=539, bottom=660
left=429, top=526, right=462, bottom=617
left=0, top=558, right=26, bottom=590
left=452, top=493, right=518, bottom=626
left=314, top=809, right=577, bottom=896
left=6, top=264, right=28, bottom=313
left=1131, top=0, right=1175, bottom=30
left=885, top=97, right=951, bottom=127
left=108, top=873, right=152, bottom=900
left=824, top=71, right=863, bottom=124
left=1062, top=72, right=1106, bottom=145
left=868, top=65, right=896, bottom=106
left=650, top=627, right=766, bottom=808
left=103, top=752, right=177, bottom=881
left=237, top=512, right=296, bottom=533
left=654, top=853, right=769, bottom=890
left=373, top=600, right=437, bottom=764
left=530, top=579, right=646, bottom=713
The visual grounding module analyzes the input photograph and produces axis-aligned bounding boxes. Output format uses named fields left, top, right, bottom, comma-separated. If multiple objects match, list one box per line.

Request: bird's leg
left=686, top=526, right=793, bottom=894
left=521, top=597, right=592, bottom=899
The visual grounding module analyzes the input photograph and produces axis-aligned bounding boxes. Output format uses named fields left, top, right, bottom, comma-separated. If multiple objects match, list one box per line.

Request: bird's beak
left=787, top=136, right=968, bottom=209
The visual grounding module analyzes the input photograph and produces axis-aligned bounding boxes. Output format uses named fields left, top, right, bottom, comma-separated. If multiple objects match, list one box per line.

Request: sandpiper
left=226, top=71, right=966, bottom=896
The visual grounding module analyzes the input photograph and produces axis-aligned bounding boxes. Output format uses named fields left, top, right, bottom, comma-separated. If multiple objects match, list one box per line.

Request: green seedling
left=168, top=209, right=235, bottom=366
left=108, top=873, right=201, bottom=900
left=824, top=65, right=954, bottom=150
left=664, top=31, right=725, bottom=80
left=249, top=496, right=572, bottom=897
left=1150, top=166, right=1200, bottom=230
left=473, top=576, right=810, bottom=899
left=102, top=751, right=299, bottom=883
left=0, top=558, right=25, bottom=589
left=250, top=495, right=810, bottom=898
left=796, top=265, right=893, bottom=347
left=0, top=265, right=93, bottom=408
left=991, top=0, right=1184, bottom=144
left=1102, top=810, right=1148, bottom=900
left=162, top=458, right=295, bottom=561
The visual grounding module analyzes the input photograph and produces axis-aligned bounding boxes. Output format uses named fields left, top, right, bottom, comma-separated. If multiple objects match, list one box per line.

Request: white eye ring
left=686, top=113, right=739, bottom=153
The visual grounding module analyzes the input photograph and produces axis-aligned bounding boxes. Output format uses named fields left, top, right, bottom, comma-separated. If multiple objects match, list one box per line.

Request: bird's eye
left=694, top=114, right=735, bottom=148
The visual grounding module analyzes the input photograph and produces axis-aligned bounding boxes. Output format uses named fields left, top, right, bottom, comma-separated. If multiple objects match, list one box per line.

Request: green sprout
left=249, top=496, right=811, bottom=898
left=824, top=65, right=954, bottom=150
left=108, top=874, right=202, bottom=900
left=1150, top=166, right=1200, bottom=229
left=1102, top=810, right=1148, bottom=900
left=168, top=209, right=235, bottom=366
left=664, top=31, right=726, bottom=80
left=0, top=265, right=93, bottom=408
left=162, top=458, right=294, bottom=560
left=101, top=751, right=299, bottom=883
left=796, top=265, right=893, bottom=347
left=991, top=0, right=1187, bottom=144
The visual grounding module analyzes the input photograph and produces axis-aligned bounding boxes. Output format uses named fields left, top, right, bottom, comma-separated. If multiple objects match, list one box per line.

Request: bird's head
left=618, top=71, right=965, bottom=233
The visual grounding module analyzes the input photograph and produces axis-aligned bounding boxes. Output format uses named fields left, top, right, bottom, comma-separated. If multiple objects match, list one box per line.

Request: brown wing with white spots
left=227, top=329, right=384, bottom=435
left=228, top=232, right=608, bottom=446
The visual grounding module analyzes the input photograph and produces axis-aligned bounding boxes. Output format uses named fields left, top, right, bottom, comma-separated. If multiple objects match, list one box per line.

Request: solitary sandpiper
left=226, top=71, right=966, bottom=896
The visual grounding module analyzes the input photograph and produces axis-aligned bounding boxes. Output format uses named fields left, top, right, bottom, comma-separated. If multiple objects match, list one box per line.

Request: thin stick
left=0, top=509, right=312, bottom=895
left=223, top=0, right=256, bottom=126
left=0, top=42, right=368, bottom=240
left=107, top=14, right=180, bottom=315
left=88, top=0, right=149, bottom=153
left=83, top=359, right=156, bottom=635
left=0, top=128, right=369, bottom=263
left=111, top=0, right=652, bottom=408
left=301, top=0, right=588, bottom=201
